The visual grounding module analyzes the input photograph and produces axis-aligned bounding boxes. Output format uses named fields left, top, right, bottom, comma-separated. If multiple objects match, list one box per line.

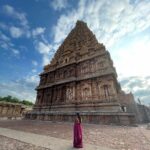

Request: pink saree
left=73, top=122, right=83, bottom=148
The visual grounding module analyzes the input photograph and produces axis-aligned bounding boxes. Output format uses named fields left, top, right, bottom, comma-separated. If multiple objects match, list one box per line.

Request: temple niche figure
left=66, top=87, right=73, bottom=101
left=26, top=20, right=136, bottom=125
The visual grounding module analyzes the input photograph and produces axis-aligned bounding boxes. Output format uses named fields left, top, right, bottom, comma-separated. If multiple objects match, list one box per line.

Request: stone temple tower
left=26, top=20, right=136, bottom=125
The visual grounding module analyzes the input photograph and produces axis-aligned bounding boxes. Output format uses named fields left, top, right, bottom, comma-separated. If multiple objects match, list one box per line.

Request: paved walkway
left=0, top=127, right=114, bottom=150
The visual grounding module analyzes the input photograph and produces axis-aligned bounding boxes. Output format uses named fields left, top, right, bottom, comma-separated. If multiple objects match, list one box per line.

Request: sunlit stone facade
left=26, top=21, right=136, bottom=125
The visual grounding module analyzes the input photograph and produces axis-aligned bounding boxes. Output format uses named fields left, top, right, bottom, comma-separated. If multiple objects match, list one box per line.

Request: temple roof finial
left=76, top=20, right=87, bottom=26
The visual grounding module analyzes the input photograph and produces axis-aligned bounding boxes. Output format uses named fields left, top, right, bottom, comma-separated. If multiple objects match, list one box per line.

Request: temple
left=26, top=21, right=136, bottom=125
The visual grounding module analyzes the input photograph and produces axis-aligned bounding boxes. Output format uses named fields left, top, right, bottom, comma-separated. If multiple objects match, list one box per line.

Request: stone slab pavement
left=0, top=127, right=114, bottom=150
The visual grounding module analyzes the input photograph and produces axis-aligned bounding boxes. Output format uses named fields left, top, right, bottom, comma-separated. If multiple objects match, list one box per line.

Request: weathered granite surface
left=26, top=21, right=136, bottom=125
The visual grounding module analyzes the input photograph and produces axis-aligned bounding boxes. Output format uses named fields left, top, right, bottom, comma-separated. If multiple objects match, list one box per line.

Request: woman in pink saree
left=73, top=113, right=83, bottom=148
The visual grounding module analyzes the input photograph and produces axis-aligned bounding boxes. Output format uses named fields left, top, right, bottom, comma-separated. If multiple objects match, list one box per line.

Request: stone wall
left=118, top=91, right=136, bottom=112
left=38, top=54, right=117, bottom=87
left=136, top=104, right=150, bottom=123
left=0, top=102, right=26, bottom=119
left=34, top=75, right=120, bottom=111
left=118, top=91, right=150, bottom=123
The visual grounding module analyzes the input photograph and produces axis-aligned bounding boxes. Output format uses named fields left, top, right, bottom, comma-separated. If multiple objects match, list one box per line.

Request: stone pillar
left=12, top=105, right=16, bottom=116
left=39, top=90, right=44, bottom=107
left=74, top=82, right=77, bottom=102
left=76, top=82, right=82, bottom=102
left=2, top=105, right=8, bottom=116
left=72, top=82, right=75, bottom=102
left=6, top=104, right=10, bottom=116
left=47, top=88, right=52, bottom=106
left=0, top=105, right=3, bottom=116
left=1, top=106, right=4, bottom=115
left=50, top=87, right=54, bottom=105
left=0, top=105, right=2, bottom=114
left=91, top=79, right=99, bottom=101
left=52, top=87, right=57, bottom=104
left=35, top=94, right=38, bottom=106
left=63, top=85, right=66, bottom=103
left=8, top=106, right=13, bottom=116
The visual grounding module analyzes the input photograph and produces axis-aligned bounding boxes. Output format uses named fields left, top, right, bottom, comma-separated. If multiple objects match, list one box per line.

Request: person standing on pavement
left=73, top=113, right=83, bottom=148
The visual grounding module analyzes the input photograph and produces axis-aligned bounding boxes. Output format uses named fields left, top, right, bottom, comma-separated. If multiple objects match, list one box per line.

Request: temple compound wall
left=0, top=102, right=26, bottom=119
left=136, top=104, right=150, bottom=123
left=26, top=21, right=136, bottom=125
left=118, top=91, right=150, bottom=123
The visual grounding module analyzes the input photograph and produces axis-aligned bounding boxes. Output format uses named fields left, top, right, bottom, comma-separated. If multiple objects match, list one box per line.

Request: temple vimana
left=26, top=21, right=137, bottom=125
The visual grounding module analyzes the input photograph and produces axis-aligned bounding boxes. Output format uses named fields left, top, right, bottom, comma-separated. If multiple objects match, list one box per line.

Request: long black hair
left=76, top=113, right=82, bottom=123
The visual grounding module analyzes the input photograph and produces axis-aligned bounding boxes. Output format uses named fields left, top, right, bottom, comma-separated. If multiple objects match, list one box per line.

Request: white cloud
left=120, top=76, right=150, bottom=105
left=9, top=26, right=23, bottom=38
left=0, top=74, right=40, bottom=102
left=0, top=22, right=9, bottom=30
left=32, top=60, right=38, bottom=66
left=37, top=41, right=52, bottom=54
left=52, top=0, right=150, bottom=49
left=53, top=15, right=76, bottom=43
left=0, top=78, right=38, bottom=102
left=25, top=74, right=39, bottom=84
left=3, top=5, right=28, bottom=27
left=32, top=27, right=45, bottom=37
left=51, top=0, right=68, bottom=10
left=0, top=31, right=20, bottom=57
left=0, top=31, right=10, bottom=41
left=113, top=35, right=150, bottom=77
left=0, top=42, right=9, bottom=49
left=2, top=5, right=30, bottom=38
left=43, top=55, right=50, bottom=66
left=12, top=49, right=20, bottom=55
left=3, top=5, right=15, bottom=15
left=35, top=41, right=52, bottom=66
left=32, top=69, right=37, bottom=73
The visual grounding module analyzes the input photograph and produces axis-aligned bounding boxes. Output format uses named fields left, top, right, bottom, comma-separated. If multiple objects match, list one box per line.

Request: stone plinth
left=26, top=111, right=136, bottom=126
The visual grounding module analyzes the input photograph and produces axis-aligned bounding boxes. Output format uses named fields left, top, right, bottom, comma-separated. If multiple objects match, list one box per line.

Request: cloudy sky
left=0, top=0, right=150, bottom=105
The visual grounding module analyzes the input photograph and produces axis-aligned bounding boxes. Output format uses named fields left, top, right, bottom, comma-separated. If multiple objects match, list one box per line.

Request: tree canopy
left=0, top=95, right=34, bottom=106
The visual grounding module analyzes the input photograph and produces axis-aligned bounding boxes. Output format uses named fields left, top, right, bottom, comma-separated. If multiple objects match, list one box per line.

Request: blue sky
left=0, top=0, right=150, bottom=105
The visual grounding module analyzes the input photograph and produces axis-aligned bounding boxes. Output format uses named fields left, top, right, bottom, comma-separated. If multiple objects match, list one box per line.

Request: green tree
left=0, top=95, right=34, bottom=106
left=22, top=100, right=33, bottom=106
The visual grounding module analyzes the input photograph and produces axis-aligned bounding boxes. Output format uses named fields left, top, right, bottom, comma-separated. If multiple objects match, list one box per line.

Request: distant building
left=136, top=104, right=150, bottom=123
left=118, top=92, right=150, bottom=123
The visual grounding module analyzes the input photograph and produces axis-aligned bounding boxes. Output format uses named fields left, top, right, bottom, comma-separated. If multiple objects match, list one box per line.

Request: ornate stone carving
left=81, top=82, right=92, bottom=101
left=34, top=20, right=121, bottom=111
left=66, top=87, right=73, bottom=101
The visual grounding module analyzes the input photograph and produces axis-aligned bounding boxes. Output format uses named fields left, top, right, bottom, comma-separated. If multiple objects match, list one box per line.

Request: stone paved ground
left=0, top=120, right=150, bottom=150
left=0, top=127, right=111, bottom=150
left=0, top=135, right=49, bottom=150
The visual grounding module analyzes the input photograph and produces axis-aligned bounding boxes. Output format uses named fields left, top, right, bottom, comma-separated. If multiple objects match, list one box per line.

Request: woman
left=73, top=113, right=83, bottom=148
